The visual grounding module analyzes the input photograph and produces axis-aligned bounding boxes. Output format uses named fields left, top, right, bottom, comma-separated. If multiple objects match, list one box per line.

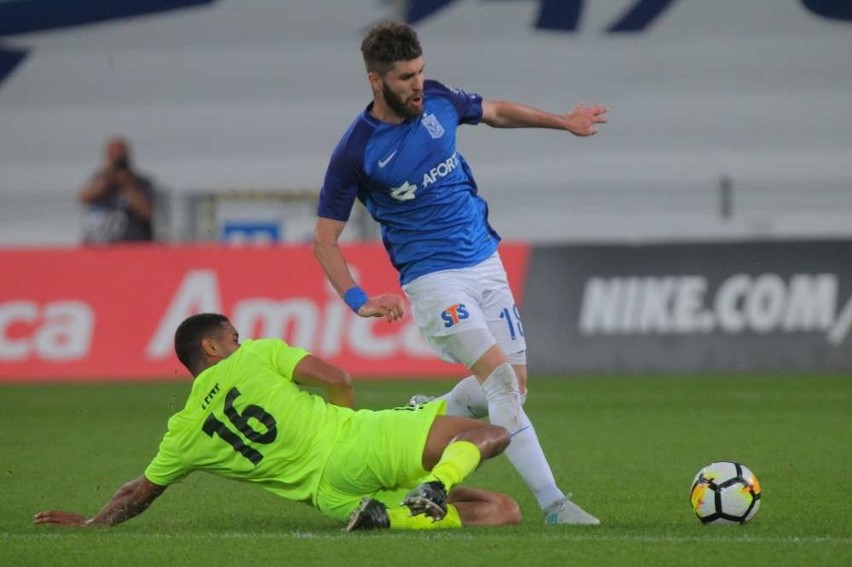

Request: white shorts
left=402, top=253, right=527, bottom=367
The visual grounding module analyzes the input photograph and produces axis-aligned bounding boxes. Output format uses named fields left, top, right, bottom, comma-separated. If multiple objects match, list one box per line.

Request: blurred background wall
left=2, top=0, right=850, bottom=246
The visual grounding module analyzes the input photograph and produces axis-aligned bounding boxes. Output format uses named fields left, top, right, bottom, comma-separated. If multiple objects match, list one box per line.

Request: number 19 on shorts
left=499, top=305, right=524, bottom=340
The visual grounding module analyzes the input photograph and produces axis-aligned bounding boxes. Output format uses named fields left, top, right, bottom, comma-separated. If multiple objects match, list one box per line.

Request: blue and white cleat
left=543, top=496, right=600, bottom=525
left=407, top=394, right=435, bottom=407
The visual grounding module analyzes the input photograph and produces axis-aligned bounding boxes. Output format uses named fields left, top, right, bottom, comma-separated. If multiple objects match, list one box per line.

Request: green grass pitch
left=2, top=374, right=850, bottom=566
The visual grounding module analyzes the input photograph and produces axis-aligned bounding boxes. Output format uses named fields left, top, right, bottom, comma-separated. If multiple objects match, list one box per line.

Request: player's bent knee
left=454, top=423, right=510, bottom=459
left=499, top=495, right=523, bottom=526
left=480, top=424, right=510, bottom=459
left=486, top=424, right=511, bottom=456
left=488, top=493, right=522, bottom=526
left=450, top=488, right=523, bottom=526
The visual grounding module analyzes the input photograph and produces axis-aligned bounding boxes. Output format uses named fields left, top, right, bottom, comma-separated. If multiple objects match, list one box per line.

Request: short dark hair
left=174, top=313, right=229, bottom=375
left=361, top=21, right=423, bottom=76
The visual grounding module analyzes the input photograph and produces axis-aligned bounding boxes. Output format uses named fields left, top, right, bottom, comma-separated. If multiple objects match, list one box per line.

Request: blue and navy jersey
left=317, top=80, right=500, bottom=285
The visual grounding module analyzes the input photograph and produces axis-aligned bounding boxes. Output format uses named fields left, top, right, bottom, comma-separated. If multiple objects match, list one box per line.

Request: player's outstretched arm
left=293, top=354, right=355, bottom=408
left=481, top=100, right=608, bottom=136
left=313, top=217, right=404, bottom=323
left=34, top=475, right=166, bottom=528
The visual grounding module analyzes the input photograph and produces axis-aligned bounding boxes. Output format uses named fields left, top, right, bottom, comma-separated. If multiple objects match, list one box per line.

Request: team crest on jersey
left=421, top=113, right=445, bottom=139
left=390, top=181, right=418, bottom=201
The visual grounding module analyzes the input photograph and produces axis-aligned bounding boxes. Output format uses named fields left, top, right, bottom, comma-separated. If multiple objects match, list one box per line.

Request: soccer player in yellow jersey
left=34, top=313, right=521, bottom=531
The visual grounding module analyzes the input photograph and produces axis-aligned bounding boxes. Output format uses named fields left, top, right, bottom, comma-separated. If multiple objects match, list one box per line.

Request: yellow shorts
left=315, top=400, right=446, bottom=522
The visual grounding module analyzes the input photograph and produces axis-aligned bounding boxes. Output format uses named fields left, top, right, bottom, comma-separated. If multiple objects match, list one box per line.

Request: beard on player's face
left=382, top=80, right=423, bottom=119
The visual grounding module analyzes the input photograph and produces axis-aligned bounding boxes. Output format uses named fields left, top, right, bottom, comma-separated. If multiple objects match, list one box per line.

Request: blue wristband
left=343, top=286, right=369, bottom=313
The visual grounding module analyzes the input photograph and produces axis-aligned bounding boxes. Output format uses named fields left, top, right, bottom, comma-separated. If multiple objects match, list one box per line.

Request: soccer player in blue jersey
left=314, top=22, right=607, bottom=525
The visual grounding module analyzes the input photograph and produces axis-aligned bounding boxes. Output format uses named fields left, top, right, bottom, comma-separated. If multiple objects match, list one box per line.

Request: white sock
left=435, top=376, right=488, bottom=418
left=435, top=375, right=528, bottom=419
left=482, top=363, right=565, bottom=510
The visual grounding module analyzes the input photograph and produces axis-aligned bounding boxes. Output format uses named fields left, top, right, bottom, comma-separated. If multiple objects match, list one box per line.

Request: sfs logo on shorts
left=441, top=303, right=469, bottom=328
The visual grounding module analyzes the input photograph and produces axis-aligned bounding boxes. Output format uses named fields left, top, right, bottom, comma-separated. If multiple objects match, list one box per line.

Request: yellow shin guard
left=429, top=440, right=481, bottom=491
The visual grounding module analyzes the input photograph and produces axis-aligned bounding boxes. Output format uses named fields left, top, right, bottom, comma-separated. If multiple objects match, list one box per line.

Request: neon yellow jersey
left=144, top=338, right=356, bottom=505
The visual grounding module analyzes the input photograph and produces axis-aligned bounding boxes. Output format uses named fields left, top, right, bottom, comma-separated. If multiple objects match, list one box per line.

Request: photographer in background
left=79, top=136, right=155, bottom=244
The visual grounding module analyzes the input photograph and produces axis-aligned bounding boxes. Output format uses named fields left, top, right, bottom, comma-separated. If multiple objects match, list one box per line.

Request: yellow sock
left=387, top=504, right=462, bottom=530
left=428, top=440, right=481, bottom=491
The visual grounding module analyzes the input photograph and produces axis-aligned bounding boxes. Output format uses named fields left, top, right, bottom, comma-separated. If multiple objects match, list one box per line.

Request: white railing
left=1, top=178, right=850, bottom=246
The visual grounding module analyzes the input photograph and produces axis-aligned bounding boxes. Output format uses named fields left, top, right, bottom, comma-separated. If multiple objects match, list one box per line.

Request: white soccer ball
left=689, top=461, right=761, bottom=524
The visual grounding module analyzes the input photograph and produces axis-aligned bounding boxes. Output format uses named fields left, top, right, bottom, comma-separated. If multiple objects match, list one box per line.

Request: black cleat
left=403, top=480, right=448, bottom=521
left=345, top=498, right=390, bottom=531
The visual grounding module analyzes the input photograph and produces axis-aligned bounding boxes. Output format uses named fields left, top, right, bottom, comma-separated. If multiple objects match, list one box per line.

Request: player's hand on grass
left=357, top=293, right=405, bottom=323
left=565, top=103, right=608, bottom=136
left=34, top=510, right=89, bottom=527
